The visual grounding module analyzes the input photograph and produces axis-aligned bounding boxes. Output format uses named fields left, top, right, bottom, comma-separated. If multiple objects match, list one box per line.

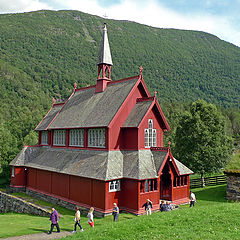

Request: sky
left=0, top=0, right=240, bottom=47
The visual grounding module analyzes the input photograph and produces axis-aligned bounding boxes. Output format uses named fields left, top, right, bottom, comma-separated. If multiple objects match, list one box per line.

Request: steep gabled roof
left=47, top=77, right=138, bottom=129
left=122, top=96, right=170, bottom=130
left=35, top=104, right=63, bottom=131
left=122, top=99, right=153, bottom=128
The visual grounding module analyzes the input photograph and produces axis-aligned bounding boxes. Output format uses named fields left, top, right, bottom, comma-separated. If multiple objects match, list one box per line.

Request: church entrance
left=160, top=163, right=172, bottom=201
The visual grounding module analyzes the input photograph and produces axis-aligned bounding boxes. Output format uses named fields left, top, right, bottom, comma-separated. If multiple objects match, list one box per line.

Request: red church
left=10, top=24, right=193, bottom=215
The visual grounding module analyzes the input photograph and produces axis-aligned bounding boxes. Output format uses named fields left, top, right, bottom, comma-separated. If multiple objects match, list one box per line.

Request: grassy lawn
left=1, top=185, right=240, bottom=239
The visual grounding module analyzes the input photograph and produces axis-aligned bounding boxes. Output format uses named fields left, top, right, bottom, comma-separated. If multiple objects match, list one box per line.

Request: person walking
left=190, top=191, right=196, bottom=207
left=48, top=207, right=60, bottom=234
left=112, top=203, right=119, bottom=222
left=87, top=207, right=94, bottom=228
left=142, top=199, right=153, bottom=215
left=72, top=207, right=83, bottom=233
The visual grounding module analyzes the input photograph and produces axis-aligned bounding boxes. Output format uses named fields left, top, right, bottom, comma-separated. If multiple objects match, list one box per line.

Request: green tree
left=174, top=100, right=233, bottom=186
left=24, top=130, right=38, bottom=146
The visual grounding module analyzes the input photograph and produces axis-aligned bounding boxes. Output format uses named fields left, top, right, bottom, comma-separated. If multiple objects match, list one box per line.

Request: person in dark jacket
left=142, top=199, right=153, bottom=215
left=48, top=207, right=60, bottom=234
left=160, top=200, right=166, bottom=212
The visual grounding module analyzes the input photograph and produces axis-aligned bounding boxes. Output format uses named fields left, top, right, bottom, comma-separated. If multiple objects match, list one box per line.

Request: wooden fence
left=190, top=175, right=226, bottom=189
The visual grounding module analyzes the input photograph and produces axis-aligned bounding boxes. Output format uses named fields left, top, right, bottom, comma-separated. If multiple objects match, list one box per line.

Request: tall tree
left=174, top=100, right=233, bottom=186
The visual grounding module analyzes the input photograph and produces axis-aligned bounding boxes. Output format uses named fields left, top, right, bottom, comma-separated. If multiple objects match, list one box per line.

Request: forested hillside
left=0, top=10, right=239, bottom=178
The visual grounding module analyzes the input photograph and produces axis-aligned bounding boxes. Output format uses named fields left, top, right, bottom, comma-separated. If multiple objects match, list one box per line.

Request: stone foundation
left=11, top=187, right=107, bottom=217
left=0, top=191, right=50, bottom=217
left=225, top=171, right=240, bottom=201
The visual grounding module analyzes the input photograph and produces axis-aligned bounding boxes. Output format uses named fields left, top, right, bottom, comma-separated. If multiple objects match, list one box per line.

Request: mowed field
left=1, top=185, right=240, bottom=240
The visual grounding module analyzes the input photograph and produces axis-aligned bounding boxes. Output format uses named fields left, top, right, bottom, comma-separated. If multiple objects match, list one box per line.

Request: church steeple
left=96, top=23, right=113, bottom=93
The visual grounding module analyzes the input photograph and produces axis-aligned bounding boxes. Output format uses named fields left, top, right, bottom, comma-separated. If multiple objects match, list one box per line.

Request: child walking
left=87, top=207, right=94, bottom=228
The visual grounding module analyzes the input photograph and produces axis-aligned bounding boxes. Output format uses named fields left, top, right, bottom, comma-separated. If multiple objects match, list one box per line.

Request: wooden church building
left=10, top=24, right=193, bottom=215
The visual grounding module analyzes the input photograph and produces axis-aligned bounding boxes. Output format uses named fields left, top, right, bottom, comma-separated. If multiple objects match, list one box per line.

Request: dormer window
left=88, top=128, right=105, bottom=148
left=145, top=119, right=157, bottom=148
left=41, top=131, right=48, bottom=145
left=53, top=130, right=66, bottom=146
left=69, top=129, right=84, bottom=147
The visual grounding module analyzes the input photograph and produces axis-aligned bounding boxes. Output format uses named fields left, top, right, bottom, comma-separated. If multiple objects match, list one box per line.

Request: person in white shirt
left=87, top=207, right=94, bottom=228
left=190, top=191, right=196, bottom=207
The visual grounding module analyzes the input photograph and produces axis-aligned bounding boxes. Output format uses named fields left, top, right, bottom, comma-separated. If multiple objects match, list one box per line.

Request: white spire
left=98, top=23, right=113, bottom=66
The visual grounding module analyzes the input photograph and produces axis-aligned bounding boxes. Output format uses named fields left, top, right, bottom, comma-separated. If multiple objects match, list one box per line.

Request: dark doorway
left=160, top=163, right=172, bottom=200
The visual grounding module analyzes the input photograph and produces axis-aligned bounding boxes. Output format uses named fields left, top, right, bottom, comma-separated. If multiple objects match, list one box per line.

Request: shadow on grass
left=194, top=184, right=227, bottom=202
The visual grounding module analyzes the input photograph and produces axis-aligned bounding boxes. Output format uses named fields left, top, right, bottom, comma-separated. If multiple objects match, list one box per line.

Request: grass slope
left=61, top=185, right=240, bottom=240
left=0, top=185, right=240, bottom=239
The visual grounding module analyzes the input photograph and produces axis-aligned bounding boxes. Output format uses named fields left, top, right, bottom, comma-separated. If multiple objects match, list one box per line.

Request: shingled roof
left=10, top=146, right=192, bottom=180
left=35, top=104, right=62, bottom=131
left=36, top=77, right=139, bottom=130
left=122, top=100, right=153, bottom=128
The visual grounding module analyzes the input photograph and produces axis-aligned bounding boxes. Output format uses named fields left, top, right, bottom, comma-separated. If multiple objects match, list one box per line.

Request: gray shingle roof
left=10, top=147, right=192, bottom=180
left=48, top=78, right=138, bottom=129
left=122, top=100, right=153, bottom=128
left=35, top=105, right=62, bottom=131
left=174, top=158, right=194, bottom=175
left=152, top=150, right=168, bottom=173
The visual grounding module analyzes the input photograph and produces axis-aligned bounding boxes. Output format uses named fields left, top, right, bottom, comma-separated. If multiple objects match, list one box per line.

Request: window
left=88, top=128, right=105, bottom=147
left=140, top=181, right=145, bottom=192
left=109, top=180, right=120, bottom=192
left=154, top=179, right=158, bottom=190
left=184, top=176, right=188, bottom=185
left=181, top=176, right=184, bottom=186
left=145, top=180, right=149, bottom=192
left=173, top=177, right=176, bottom=187
left=144, top=119, right=157, bottom=148
left=11, top=167, right=15, bottom=177
left=53, top=130, right=66, bottom=146
left=142, top=180, right=158, bottom=193
left=70, top=129, right=84, bottom=147
left=41, top=131, right=48, bottom=145
left=177, top=177, right=180, bottom=186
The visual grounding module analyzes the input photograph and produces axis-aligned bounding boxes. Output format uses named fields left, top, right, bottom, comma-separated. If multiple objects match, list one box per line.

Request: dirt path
left=2, top=231, right=73, bottom=240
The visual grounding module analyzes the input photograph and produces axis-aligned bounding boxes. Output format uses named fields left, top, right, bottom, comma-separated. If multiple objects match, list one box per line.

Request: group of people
left=48, top=203, right=119, bottom=234
left=142, top=191, right=196, bottom=216
left=48, top=192, right=196, bottom=234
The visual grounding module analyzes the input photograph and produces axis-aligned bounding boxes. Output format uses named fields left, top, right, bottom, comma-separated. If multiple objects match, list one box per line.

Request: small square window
left=109, top=180, right=121, bottom=192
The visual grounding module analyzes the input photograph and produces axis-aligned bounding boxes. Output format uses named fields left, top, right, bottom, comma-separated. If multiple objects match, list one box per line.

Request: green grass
left=61, top=185, right=240, bottom=240
left=1, top=185, right=240, bottom=239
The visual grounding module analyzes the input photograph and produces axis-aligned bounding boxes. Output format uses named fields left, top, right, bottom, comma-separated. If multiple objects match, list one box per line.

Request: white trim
left=11, top=167, right=15, bottom=177
left=53, top=130, right=66, bottom=146
left=145, top=119, right=157, bottom=148
left=109, top=180, right=121, bottom=192
left=69, top=129, right=84, bottom=147
left=41, top=131, right=48, bottom=145
left=88, top=128, right=105, bottom=148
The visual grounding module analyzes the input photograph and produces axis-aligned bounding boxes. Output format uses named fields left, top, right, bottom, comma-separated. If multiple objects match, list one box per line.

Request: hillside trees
left=174, top=100, right=234, bottom=186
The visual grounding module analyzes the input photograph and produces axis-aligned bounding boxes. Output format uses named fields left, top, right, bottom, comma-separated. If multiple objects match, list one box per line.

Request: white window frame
left=53, top=130, right=66, bottom=146
left=109, top=180, right=121, bottom=192
left=11, top=167, right=15, bottom=177
left=88, top=128, right=105, bottom=148
left=41, top=131, right=48, bottom=145
left=69, top=129, right=84, bottom=147
left=144, top=119, right=157, bottom=148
